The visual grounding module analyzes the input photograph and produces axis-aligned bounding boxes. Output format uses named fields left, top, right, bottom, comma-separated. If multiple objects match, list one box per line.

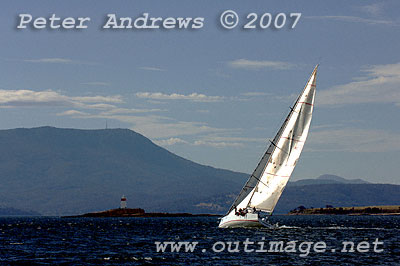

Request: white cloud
left=193, top=140, right=244, bottom=148
left=57, top=110, right=90, bottom=116
left=1, top=89, right=228, bottom=140
left=0, top=89, right=122, bottom=109
left=153, top=133, right=267, bottom=148
left=136, top=92, right=224, bottom=102
left=138, top=66, right=166, bottom=72
left=69, top=112, right=227, bottom=139
left=0, top=89, right=67, bottom=106
left=305, top=15, right=397, bottom=26
left=99, top=107, right=164, bottom=115
left=308, top=128, right=400, bottom=152
left=0, top=89, right=256, bottom=145
left=81, top=103, right=117, bottom=110
left=200, top=135, right=266, bottom=144
left=154, top=137, right=188, bottom=146
left=318, top=62, right=400, bottom=106
left=227, top=59, right=295, bottom=70
left=128, top=117, right=225, bottom=139
left=23, top=58, right=97, bottom=65
left=73, top=95, right=122, bottom=103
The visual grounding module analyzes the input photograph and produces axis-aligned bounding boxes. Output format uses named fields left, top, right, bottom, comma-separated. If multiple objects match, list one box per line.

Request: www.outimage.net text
left=155, top=238, right=384, bottom=257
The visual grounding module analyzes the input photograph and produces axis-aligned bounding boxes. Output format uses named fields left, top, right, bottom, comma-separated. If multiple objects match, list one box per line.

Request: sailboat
left=219, top=65, right=318, bottom=228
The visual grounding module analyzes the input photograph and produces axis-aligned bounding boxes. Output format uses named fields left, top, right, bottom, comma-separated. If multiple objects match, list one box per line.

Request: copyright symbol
left=220, top=10, right=239, bottom=29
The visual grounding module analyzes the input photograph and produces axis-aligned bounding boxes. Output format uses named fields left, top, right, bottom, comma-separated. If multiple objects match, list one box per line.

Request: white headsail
left=226, top=65, right=318, bottom=215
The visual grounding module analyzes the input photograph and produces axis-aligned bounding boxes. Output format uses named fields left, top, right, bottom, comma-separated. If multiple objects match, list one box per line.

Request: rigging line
left=290, top=106, right=300, bottom=114
left=281, top=136, right=304, bottom=142
left=269, top=140, right=290, bottom=155
left=249, top=174, right=270, bottom=188
left=226, top=148, right=273, bottom=214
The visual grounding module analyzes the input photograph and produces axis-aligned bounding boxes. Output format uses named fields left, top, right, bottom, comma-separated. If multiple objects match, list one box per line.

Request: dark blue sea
left=0, top=215, right=399, bottom=265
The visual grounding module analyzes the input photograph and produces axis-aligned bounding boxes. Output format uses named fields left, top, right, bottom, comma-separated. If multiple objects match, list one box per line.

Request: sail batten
left=226, top=65, right=318, bottom=215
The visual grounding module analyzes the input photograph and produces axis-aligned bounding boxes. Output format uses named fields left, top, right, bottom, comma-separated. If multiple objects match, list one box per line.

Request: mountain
left=0, top=127, right=398, bottom=216
left=288, top=174, right=370, bottom=186
left=317, top=174, right=369, bottom=184
left=0, top=127, right=247, bottom=215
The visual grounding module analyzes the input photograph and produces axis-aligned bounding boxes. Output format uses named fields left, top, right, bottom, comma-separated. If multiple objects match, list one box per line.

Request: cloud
left=154, top=137, right=188, bottom=146
left=65, top=111, right=228, bottom=139
left=227, top=59, right=295, bottom=70
left=23, top=58, right=97, bottom=65
left=73, top=96, right=122, bottom=103
left=138, top=66, right=166, bottom=72
left=99, top=107, right=164, bottom=115
left=82, top=103, right=117, bottom=110
left=0, top=89, right=245, bottom=144
left=136, top=92, right=224, bottom=102
left=318, top=62, right=400, bottom=106
left=199, top=135, right=266, bottom=144
left=193, top=140, right=244, bottom=148
left=1, top=89, right=226, bottom=140
left=57, top=110, right=90, bottom=116
left=305, top=15, right=397, bottom=26
left=0, top=89, right=122, bottom=108
left=153, top=134, right=266, bottom=148
left=308, top=128, right=400, bottom=152
left=191, top=134, right=267, bottom=148
left=126, top=116, right=225, bottom=139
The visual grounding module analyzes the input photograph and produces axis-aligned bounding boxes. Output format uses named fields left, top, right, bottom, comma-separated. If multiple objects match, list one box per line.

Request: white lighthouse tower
left=120, top=195, right=127, bottom=209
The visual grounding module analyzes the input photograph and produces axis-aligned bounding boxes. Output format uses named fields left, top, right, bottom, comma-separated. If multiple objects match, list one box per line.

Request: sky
left=1, top=0, right=399, bottom=184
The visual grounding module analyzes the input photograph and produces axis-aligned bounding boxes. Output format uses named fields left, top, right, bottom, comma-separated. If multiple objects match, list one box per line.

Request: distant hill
left=0, top=127, right=398, bottom=216
left=0, top=127, right=246, bottom=215
left=288, top=174, right=370, bottom=186
left=274, top=183, right=400, bottom=214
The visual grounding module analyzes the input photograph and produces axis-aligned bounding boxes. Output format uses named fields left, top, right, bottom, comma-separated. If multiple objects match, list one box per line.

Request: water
left=0, top=215, right=399, bottom=265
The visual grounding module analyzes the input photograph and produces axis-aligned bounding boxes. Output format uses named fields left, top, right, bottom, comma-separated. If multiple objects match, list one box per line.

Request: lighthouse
left=120, top=195, right=127, bottom=209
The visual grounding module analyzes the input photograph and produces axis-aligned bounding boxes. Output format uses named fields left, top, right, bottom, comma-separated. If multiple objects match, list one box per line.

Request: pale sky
left=1, top=0, right=399, bottom=184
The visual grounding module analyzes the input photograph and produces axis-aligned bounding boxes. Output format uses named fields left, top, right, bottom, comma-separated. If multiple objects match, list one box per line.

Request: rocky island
left=63, top=208, right=220, bottom=218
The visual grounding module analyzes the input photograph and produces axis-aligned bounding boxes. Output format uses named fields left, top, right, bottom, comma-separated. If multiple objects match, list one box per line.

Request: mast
left=226, top=65, right=318, bottom=215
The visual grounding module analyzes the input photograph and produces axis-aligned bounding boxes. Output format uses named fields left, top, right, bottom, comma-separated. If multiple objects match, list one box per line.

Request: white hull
left=218, top=212, right=270, bottom=228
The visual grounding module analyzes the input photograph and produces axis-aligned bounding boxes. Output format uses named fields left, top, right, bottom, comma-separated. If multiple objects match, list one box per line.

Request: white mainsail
left=220, top=65, right=318, bottom=227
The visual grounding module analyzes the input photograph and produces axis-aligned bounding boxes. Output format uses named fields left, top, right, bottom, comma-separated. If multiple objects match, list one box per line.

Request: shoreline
left=288, top=205, right=400, bottom=216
